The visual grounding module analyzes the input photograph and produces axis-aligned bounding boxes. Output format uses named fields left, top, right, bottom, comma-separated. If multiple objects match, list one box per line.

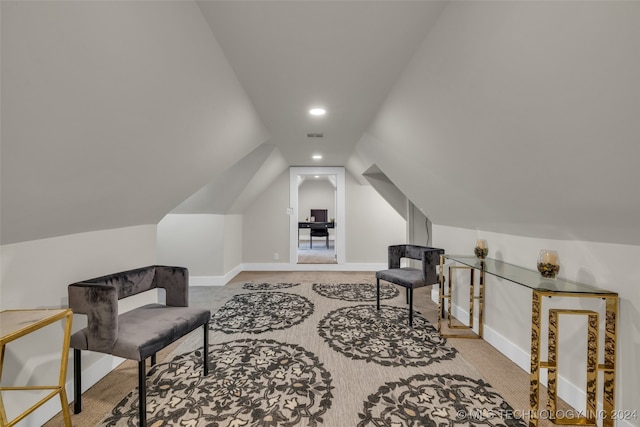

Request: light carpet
left=297, top=241, right=336, bottom=264
left=97, top=281, right=529, bottom=427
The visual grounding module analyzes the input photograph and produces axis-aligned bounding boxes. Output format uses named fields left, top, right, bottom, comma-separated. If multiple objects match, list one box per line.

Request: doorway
left=289, top=167, right=345, bottom=265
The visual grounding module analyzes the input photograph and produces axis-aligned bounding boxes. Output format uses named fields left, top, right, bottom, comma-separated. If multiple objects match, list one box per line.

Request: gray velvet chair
left=68, top=265, right=210, bottom=425
left=376, top=245, right=444, bottom=326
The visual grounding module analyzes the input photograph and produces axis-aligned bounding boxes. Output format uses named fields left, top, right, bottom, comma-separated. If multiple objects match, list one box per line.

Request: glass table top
left=444, top=255, right=617, bottom=295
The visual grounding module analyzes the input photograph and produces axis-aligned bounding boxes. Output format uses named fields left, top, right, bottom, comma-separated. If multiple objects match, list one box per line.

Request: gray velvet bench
left=68, top=265, right=210, bottom=425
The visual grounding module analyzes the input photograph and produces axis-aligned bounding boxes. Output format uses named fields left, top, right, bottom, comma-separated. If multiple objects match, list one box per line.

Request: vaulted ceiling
left=196, top=0, right=447, bottom=166
left=2, top=1, right=639, bottom=246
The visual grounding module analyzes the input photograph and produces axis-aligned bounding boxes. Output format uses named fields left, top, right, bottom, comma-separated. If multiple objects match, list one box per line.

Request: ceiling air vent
left=306, top=133, right=324, bottom=139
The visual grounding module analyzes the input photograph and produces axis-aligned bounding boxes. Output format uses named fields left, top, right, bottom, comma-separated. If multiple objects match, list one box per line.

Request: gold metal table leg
left=59, top=310, right=73, bottom=426
left=438, top=264, right=479, bottom=338
left=0, top=343, right=7, bottom=426
left=530, top=293, right=618, bottom=427
left=529, top=291, right=542, bottom=427
left=546, top=309, right=599, bottom=425
left=0, top=310, right=73, bottom=427
left=601, top=297, right=618, bottom=427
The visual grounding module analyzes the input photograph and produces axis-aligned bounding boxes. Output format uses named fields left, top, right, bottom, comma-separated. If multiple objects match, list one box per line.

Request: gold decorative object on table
left=537, top=249, right=560, bottom=278
left=474, top=239, right=488, bottom=259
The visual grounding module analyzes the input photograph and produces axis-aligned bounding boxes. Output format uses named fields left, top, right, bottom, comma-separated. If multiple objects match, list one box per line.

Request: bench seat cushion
left=71, top=304, right=210, bottom=361
left=376, top=267, right=426, bottom=289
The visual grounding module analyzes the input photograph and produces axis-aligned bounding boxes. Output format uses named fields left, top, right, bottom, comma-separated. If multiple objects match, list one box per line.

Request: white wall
left=157, top=214, right=244, bottom=283
left=345, top=173, right=406, bottom=263
left=157, top=214, right=224, bottom=276
left=242, top=169, right=405, bottom=266
left=298, top=179, right=335, bottom=224
left=223, top=215, right=243, bottom=273
left=1, top=1, right=267, bottom=244
left=358, top=1, right=640, bottom=245
left=433, top=225, right=640, bottom=426
left=0, top=225, right=157, bottom=425
left=242, top=171, right=292, bottom=264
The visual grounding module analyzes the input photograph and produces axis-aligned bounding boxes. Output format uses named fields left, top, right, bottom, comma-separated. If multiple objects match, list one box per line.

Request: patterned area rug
left=99, top=283, right=527, bottom=427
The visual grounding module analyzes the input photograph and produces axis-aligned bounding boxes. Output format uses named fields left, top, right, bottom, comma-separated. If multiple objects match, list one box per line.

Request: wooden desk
left=298, top=222, right=335, bottom=248
left=438, top=256, right=618, bottom=427
left=0, top=309, right=73, bottom=427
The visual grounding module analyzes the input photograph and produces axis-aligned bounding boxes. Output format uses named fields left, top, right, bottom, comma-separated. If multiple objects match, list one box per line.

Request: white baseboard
left=241, top=262, right=386, bottom=272
left=190, top=264, right=243, bottom=286
left=190, top=263, right=386, bottom=286
left=190, top=263, right=385, bottom=286
left=428, top=288, right=620, bottom=424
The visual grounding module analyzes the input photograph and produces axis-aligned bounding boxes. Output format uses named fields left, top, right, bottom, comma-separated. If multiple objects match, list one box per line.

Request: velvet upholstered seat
left=376, top=245, right=444, bottom=326
left=68, top=265, right=210, bottom=425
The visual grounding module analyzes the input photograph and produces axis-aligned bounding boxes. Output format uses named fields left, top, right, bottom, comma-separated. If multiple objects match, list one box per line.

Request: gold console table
left=0, top=309, right=73, bottom=427
left=439, top=255, right=618, bottom=427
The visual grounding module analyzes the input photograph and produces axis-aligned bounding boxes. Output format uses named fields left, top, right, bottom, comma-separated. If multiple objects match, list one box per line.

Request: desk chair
left=375, top=245, right=444, bottom=326
left=310, top=209, right=330, bottom=248
left=310, top=224, right=330, bottom=248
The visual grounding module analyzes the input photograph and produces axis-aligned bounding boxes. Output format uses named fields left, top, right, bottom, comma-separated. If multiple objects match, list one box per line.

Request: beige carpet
left=297, top=241, right=336, bottom=264
left=44, top=271, right=572, bottom=426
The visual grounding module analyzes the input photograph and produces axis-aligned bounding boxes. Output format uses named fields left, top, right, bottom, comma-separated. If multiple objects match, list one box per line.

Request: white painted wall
left=0, top=225, right=157, bottom=426
left=433, top=225, right=640, bottom=426
left=242, top=169, right=405, bottom=266
left=242, top=171, right=292, bottom=264
left=157, top=213, right=244, bottom=283
left=345, top=173, right=406, bottom=263
left=157, top=214, right=224, bottom=276
left=1, top=1, right=267, bottom=244
left=298, top=179, right=335, bottom=223
left=223, top=215, right=243, bottom=273
left=359, top=1, right=640, bottom=245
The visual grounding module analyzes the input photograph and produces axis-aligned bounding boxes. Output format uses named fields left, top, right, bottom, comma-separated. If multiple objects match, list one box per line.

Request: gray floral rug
left=98, top=282, right=527, bottom=427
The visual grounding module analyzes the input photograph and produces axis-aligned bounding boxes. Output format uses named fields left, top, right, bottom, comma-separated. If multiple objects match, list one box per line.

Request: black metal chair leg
left=203, top=323, right=209, bottom=376
left=409, top=288, right=414, bottom=327
left=151, top=353, right=156, bottom=367
left=138, top=360, right=146, bottom=426
left=376, top=278, right=381, bottom=310
left=406, top=287, right=409, bottom=303
left=73, top=349, right=81, bottom=414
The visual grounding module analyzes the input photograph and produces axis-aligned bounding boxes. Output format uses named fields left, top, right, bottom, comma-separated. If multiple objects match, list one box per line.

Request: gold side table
left=440, top=255, right=618, bottom=427
left=0, top=309, right=73, bottom=427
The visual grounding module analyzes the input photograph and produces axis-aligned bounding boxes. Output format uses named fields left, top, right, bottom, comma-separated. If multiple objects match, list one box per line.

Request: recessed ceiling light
left=312, top=154, right=322, bottom=160
left=309, top=108, right=326, bottom=116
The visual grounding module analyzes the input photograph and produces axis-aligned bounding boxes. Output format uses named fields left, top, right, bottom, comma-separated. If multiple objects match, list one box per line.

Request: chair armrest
left=68, top=283, right=118, bottom=353
left=153, top=266, right=189, bottom=307
left=422, top=248, right=444, bottom=285
left=388, top=245, right=406, bottom=269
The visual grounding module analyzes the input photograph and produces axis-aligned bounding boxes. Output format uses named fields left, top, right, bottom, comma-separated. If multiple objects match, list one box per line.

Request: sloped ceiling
left=2, top=1, right=639, bottom=247
left=196, top=0, right=448, bottom=166
left=171, top=144, right=287, bottom=214
left=355, top=1, right=640, bottom=245
left=362, top=165, right=407, bottom=220
left=0, top=1, right=268, bottom=244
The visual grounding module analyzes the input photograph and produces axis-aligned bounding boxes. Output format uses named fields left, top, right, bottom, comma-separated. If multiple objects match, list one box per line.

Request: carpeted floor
left=44, top=271, right=571, bottom=426
left=297, top=240, right=336, bottom=264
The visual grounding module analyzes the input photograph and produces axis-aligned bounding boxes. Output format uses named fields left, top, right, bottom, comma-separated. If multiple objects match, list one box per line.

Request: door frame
left=289, top=166, right=345, bottom=264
